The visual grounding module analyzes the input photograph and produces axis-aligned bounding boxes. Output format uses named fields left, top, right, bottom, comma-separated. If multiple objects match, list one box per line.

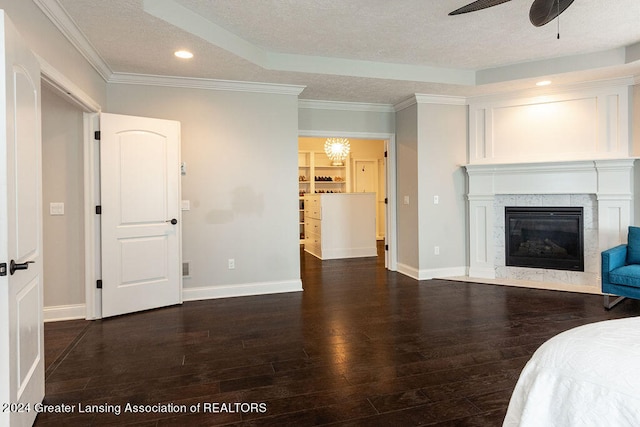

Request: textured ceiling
left=52, top=0, right=640, bottom=104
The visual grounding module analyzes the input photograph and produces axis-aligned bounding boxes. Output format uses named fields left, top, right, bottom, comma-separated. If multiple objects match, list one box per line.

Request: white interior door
left=0, top=12, right=44, bottom=427
left=354, top=160, right=377, bottom=193
left=100, top=113, right=182, bottom=318
left=354, top=159, right=384, bottom=238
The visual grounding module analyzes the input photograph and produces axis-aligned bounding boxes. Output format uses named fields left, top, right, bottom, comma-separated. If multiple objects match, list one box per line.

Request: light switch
left=50, top=202, right=64, bottom=215
left=181, top=200, right=190, bottom=211
left=403, top=196, right=410, bottom=205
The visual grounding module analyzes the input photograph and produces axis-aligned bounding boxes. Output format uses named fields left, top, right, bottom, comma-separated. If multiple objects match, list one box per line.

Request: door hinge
left=385, top=244, right=389, bottom=251
left=384, top=197, right=388, bottom=204
left=96, top=280, right=102, bottom=289
left=384, top=151, right=388, bottom=158
left=94, top=130, right=101, bottom=140
left=95, top=205, right=102, bottom=215
left=0, top=263, right=6, bottom=276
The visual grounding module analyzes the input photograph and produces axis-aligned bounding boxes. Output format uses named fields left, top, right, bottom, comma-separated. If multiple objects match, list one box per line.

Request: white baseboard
left=43, top=303, right=86, bottom=322
left=468, top=267, right=497, bottom=279
left=183, top=279, right=303, bottom=301
left=322, top=247, right=378, bottom=259
left=397, top=263, right=420, bottom=280
left=396, top=264, right=468, bottom=281
left=426, top=266, right=469, bottom=280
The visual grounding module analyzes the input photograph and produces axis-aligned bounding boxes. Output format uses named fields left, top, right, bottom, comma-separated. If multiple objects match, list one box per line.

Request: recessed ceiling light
left=536, top=80, right=552, bottom=86
left=174, top=50, right=193, bottom=59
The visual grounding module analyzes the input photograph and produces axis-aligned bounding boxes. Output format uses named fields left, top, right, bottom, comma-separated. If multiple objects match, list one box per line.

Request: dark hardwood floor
left=38, top=246, right=640, bottom=426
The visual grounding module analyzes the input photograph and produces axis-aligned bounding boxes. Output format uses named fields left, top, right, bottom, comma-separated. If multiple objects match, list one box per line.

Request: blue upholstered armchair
left=601, top=226, right=640, bottom=309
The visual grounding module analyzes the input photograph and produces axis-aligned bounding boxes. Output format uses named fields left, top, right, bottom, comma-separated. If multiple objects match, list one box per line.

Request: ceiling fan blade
left=449, top=0, right=512, bottom=16
left=529, top=0, right=575, bottom=27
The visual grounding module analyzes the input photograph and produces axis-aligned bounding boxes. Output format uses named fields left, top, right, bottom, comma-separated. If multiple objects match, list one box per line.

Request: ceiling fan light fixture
left=174, top=50, right=194, bottom=59
left=449, top=0, right=512, bottom=15
left=529, top=0, right=575, bottom=27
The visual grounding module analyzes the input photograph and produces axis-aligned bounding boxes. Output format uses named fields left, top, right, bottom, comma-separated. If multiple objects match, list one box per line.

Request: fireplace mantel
left=464, top=159, right=636, bottom=292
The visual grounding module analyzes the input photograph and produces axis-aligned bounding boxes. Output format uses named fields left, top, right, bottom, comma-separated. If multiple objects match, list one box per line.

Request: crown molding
left=468, top=76, right=636, bottom=105
left=34, top=0, right=112, bottom=81
left=108, top=72, right=306, bottom=96
left=414, top=94, right=467, bottom=105
left=298, top=99, right=394, bottom=113
left=38, top=54, right=101, bottom=112
left=393, top=96, right=417, bottom=112
left=394, top=94, right=467, bottom=112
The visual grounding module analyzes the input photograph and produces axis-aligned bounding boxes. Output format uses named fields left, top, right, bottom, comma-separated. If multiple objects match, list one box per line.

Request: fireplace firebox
left=505, top=207, right=584, bottom=272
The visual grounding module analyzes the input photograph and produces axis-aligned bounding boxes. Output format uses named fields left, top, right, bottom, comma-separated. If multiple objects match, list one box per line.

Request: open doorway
left=297, top=135, right=395, bottom=268
left=41, top=82, right=87, bottom=321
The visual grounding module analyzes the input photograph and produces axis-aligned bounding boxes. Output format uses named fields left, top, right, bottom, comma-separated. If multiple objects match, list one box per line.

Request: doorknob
left=166, top=218, right=178, bottom=225
left=10, top=260, right=34, bottom=275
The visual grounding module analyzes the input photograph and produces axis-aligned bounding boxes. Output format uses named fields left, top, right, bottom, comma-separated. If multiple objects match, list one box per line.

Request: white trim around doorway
left=38, top=57, right=103, bottom=321
left=298, top=130, right=398, bottom=271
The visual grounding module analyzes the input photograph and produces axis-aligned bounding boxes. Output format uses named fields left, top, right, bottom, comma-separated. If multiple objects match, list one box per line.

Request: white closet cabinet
left=304, top=193, right=377, bottom=260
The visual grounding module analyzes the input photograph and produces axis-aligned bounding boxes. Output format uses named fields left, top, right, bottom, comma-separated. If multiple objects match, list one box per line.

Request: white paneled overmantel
left=465, top=159, right=636, bottom=293
left=468, top=83, right=631, bottom=165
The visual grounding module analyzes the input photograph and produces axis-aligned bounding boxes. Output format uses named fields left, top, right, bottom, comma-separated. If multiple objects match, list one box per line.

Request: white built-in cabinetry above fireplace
left=464, top=80, right=637, bottom=294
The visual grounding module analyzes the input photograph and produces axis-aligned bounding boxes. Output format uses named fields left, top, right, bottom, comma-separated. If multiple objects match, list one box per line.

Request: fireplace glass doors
left=505, top=207, right=584, bottom=272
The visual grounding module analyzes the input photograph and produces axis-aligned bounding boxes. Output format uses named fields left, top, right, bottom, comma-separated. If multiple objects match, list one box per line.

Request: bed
left=503, top=317, right=640, bottom=426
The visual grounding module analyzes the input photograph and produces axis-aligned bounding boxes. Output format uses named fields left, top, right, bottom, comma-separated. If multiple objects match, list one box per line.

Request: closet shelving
left=298, top=151, right=350, bottom=243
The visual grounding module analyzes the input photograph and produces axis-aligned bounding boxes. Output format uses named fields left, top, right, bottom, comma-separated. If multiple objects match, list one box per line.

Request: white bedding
left=504, top=317, right=640, bottom=427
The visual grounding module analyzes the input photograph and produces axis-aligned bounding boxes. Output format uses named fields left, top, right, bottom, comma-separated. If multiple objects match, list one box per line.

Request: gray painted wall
left=395, top=104, right=419, bottom=270
left=417, top=103, right=468, bottom=274
left=107, top=84, right=301, bottom=293
left=41, top=84, right=85, bottom=307
left=0, top=0, right=107, bottom=106
left=299, top=106, right=395, bottom=134
left=395, top=100, right=468, bottom=278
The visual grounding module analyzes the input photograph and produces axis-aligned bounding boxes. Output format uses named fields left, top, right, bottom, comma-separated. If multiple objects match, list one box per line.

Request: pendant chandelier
left=324, top=137, right=350, bottom=166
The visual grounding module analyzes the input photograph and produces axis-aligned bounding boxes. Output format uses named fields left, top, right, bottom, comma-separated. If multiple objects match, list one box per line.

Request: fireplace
left=505, top=207, right=584, bottom=272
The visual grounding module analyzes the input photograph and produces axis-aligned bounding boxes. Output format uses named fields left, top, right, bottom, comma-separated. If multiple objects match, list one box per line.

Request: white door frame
left=38, top=58, right=102, bottom=319
left=299, top=130, right=397, bottom=271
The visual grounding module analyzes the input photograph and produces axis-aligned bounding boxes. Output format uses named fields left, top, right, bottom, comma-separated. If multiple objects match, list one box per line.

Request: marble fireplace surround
left=464, top=159, right=635, bottom=294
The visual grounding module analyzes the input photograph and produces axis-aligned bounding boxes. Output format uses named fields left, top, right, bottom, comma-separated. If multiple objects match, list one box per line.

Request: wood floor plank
left=37, top=246, right=640, bottom=426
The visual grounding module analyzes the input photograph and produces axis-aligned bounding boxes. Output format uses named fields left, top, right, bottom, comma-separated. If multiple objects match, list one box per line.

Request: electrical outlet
left=228, top=258, right=235, bottom=269
left=434, top=246, right=440, bottom=255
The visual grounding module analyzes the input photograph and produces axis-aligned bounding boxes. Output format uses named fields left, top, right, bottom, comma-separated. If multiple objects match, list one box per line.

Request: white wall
left=41, top=84, right=85, bottom=313
left=107, top=84, right=302, bottom=299
left=632, top=84, right=640, bottom=225
left=633, top=84, right=640, bottom=158
left=468, top=84, right=631, bottom=164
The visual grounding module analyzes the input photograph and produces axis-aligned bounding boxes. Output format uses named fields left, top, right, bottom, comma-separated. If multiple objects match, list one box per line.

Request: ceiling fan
left=449, top=0, right=575, bottom=27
